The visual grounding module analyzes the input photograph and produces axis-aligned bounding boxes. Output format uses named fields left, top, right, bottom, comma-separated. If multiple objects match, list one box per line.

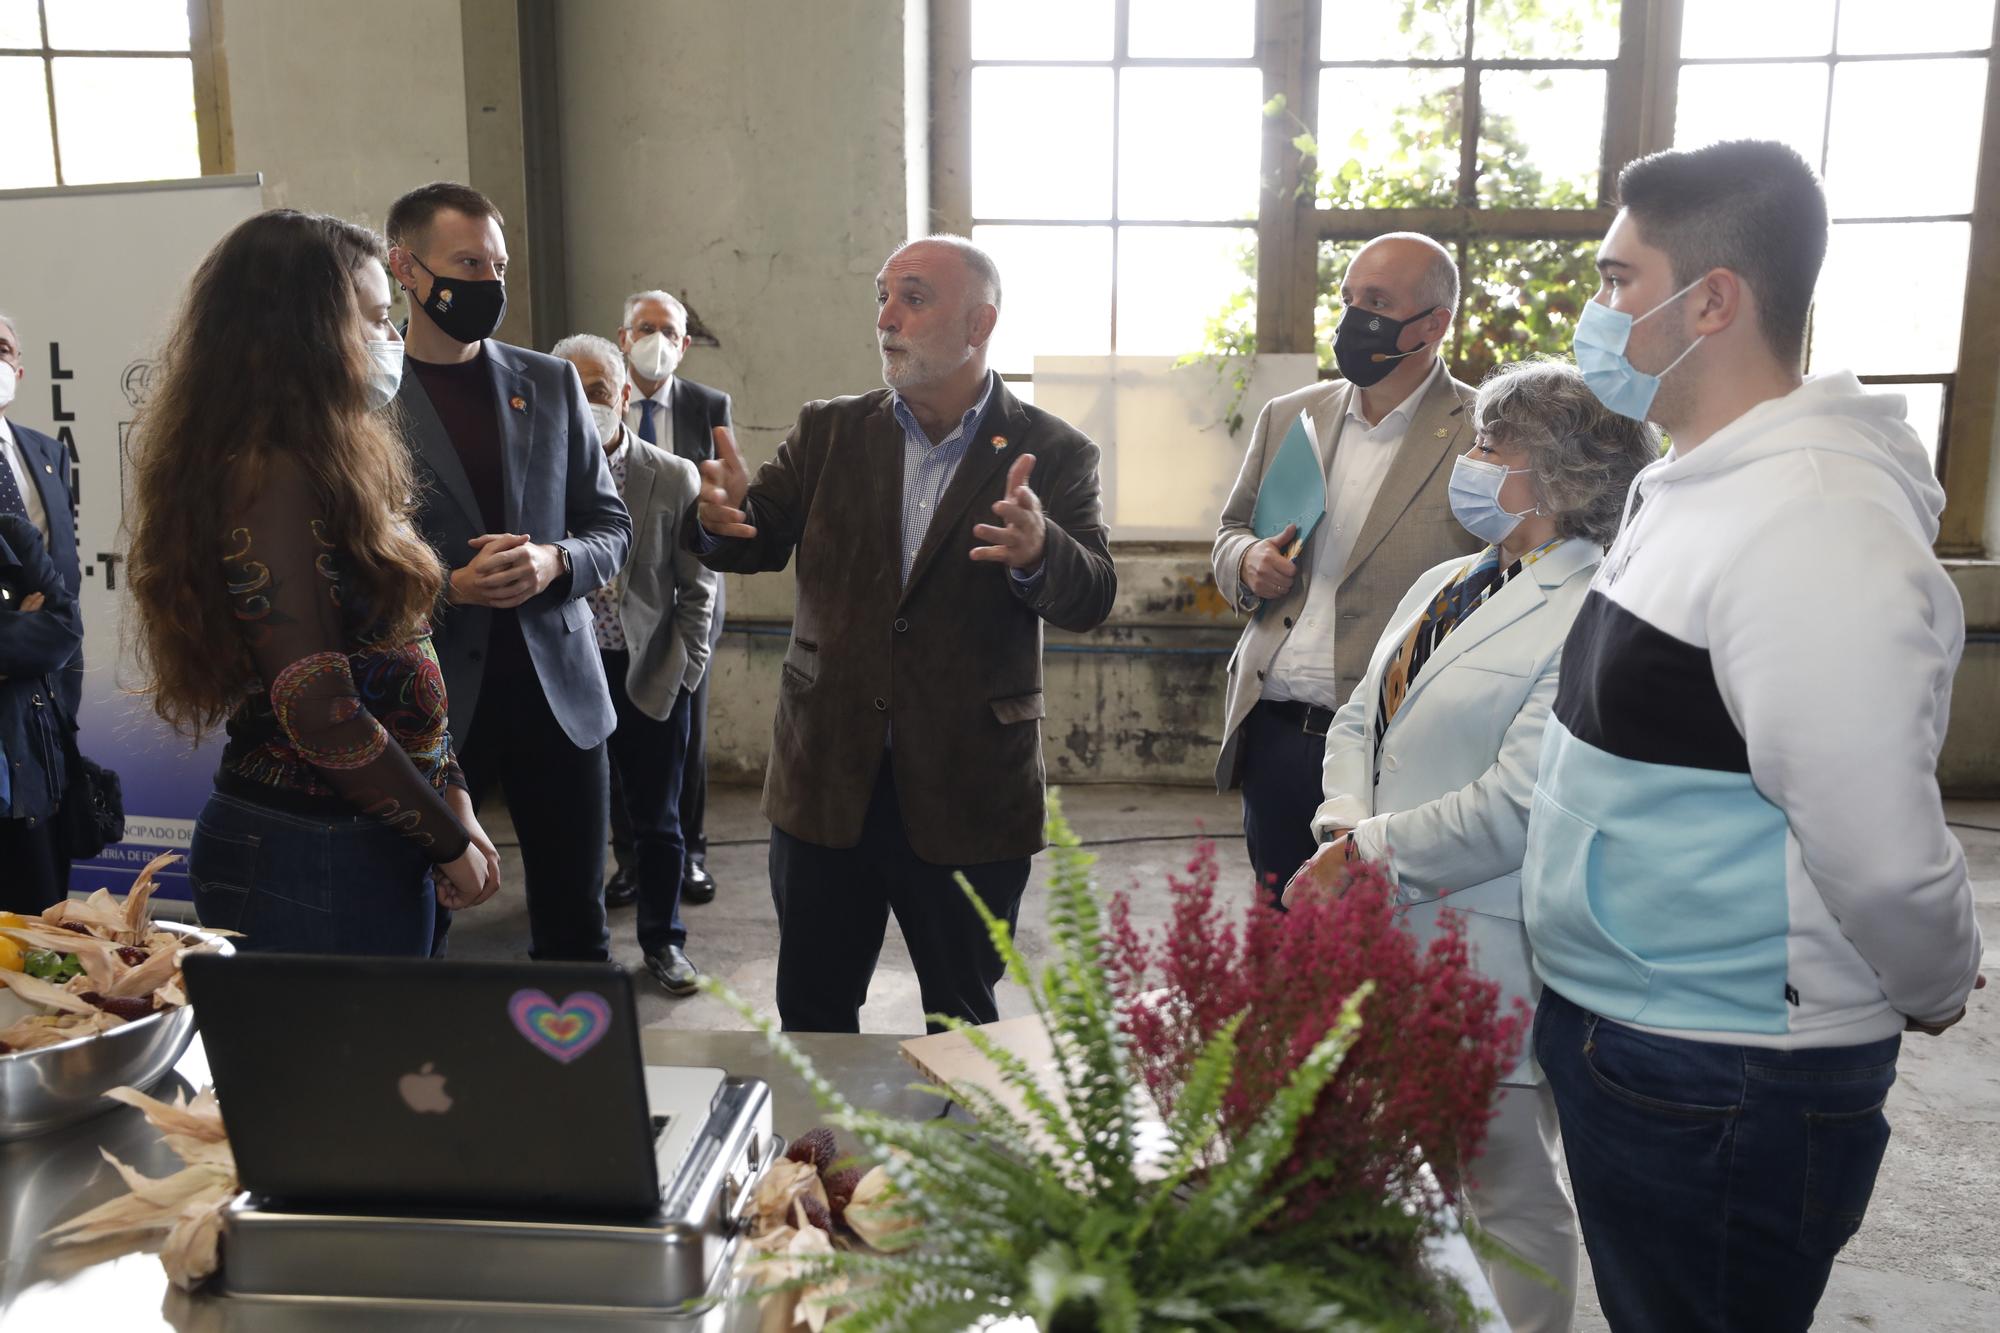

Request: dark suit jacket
left=690, top=381, right=1116, bottom=864
left=0, top=515, right=80, bottom=822
left=398, top=341, right=632, bottom=751
left=5, top=422, right=81, bottom=716
left=669, top=377, right=732, bottom=645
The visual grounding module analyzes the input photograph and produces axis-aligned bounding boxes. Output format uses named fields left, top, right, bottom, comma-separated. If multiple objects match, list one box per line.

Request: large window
left=960, top=0, right=1265, bottom=397
left=1674, top=0, right=1993, bottom=476
left=0, top=0, right=220, bottom=189
left=933, top=0, right=2000, bottom=554
left=1309, top=0, right=1623, bottom=384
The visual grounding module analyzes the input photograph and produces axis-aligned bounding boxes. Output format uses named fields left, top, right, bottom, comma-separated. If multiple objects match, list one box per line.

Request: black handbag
left=58, top=727, right=124, bottom=861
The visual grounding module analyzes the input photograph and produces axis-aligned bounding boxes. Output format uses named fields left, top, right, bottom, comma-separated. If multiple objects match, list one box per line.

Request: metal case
left=218, top=1074, right=774, bottom=1315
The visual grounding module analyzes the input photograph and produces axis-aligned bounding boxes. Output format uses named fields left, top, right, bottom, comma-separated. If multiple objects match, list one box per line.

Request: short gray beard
left=881, top=341, right=962, bottom=392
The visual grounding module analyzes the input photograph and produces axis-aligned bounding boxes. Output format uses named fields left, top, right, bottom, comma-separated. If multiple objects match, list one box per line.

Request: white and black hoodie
left=1522, top=371, right=1983, bottom=1048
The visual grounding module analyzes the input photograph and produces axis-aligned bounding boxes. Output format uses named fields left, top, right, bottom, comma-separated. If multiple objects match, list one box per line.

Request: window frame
left=0, top=0, right=233, bottom=186
left=932, top=0, right=2000, bottom=556
left=937, top=0, right=1267, bottom=394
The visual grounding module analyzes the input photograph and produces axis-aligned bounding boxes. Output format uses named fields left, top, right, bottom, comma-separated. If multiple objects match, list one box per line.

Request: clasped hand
left=1281, top=830, right=1356, bottom=908
left=451, top=533, right=562, bottom=609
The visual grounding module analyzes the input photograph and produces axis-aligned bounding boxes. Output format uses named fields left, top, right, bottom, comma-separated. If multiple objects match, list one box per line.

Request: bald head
left=1345, top=232, right=1459, bottom=319
left=884, top=236, right=1002, bottom=311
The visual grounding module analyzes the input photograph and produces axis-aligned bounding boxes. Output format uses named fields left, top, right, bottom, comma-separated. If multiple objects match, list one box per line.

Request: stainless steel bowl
left=0, top=920, right=232, bottom=1141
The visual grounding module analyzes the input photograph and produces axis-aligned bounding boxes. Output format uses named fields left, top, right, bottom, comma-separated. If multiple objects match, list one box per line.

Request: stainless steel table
left=0, top=1030, right=1507, bottom=1330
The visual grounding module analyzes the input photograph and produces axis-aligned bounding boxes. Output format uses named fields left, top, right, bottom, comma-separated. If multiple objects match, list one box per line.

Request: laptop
left=182, top=953, right=725, bottom=1218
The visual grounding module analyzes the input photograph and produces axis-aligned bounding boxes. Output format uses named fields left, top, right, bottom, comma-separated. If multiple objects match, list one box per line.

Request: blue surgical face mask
left=1572, top=277, right=1706, bottom=422
left=1448, top=452, right=1536, bottom=545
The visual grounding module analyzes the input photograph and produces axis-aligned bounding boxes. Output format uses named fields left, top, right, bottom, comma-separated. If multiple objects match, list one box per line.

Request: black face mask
left=409, top=254, right=506, bottom=345
left=1332, top=302, right=1438, bottom=388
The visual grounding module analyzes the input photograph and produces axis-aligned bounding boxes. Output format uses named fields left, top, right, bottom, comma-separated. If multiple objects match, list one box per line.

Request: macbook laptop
left=183, top=953, right=724, bottom=1218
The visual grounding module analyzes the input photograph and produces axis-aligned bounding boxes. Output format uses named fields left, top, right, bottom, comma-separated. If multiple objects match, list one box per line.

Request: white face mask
left=0, top=359, right=16, bottom=411
left=627, top=330, right=683, bottom=382
left=364, top=338, right=404, bottom=411
left=588, top=401, right=621, bottom=446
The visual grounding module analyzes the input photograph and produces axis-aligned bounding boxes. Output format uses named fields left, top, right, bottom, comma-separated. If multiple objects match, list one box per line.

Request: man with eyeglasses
left=616, top=290, right=731, bottom=908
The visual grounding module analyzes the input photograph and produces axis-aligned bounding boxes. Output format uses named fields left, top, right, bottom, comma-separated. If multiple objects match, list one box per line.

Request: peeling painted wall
left=556, top=1, right=912, bottom=637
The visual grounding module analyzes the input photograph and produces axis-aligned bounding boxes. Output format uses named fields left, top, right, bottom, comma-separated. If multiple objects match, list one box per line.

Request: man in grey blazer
left=556, top=333, right=715, bottom=996
left=1212, top=232, right=1481, bottom=896
left=388, top=182, right=632, bottom=962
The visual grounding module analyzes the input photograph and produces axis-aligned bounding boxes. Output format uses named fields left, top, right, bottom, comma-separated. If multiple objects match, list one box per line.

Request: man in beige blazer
left=1212, top=233, right=1481, bottom=895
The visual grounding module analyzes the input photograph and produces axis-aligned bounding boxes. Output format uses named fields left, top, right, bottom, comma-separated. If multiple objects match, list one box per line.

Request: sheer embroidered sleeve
left=222, top=454, right=471, bottom=861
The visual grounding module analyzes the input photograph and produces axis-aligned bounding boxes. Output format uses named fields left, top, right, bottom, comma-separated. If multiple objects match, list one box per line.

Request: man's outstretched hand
left=971, top=453, right=1045, bottom=570
left=698, top=425, right=756, bottom=539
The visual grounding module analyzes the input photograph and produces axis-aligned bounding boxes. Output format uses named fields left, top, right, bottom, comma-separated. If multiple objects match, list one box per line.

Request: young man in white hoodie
left=1521, top=139, right=1985, bottom=1332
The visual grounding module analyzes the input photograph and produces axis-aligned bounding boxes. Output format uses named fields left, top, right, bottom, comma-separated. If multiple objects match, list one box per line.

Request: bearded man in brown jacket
left=688, top=236, right=1116, bottom=1033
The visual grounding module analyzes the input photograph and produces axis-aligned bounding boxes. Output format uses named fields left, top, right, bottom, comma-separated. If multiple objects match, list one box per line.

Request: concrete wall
left=218, top=0, right=470, bottom=229
left=556, top=0, right=914, bottom=632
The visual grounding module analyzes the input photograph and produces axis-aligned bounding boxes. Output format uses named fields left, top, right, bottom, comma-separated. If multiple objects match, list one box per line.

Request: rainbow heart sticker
left=508, top=988, right=612, bottom=1063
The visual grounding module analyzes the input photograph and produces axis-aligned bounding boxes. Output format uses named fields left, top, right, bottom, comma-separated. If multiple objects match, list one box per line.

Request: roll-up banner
left=0, top=174, right=265, bottom=900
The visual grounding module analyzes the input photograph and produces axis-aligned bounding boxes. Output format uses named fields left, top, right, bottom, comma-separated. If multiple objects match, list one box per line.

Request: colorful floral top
left=214, top=453, right=470, bottom=861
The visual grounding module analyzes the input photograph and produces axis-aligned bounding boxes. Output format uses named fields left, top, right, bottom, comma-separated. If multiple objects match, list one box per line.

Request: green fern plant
left=704, top=795, right=1479, bottom=1331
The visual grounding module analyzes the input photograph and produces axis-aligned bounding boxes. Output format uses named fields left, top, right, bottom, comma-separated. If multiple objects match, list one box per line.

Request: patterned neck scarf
left=1376, top=537, right=1565, bottom=750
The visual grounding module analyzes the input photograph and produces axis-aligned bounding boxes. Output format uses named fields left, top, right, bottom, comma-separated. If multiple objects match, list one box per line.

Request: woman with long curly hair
left=127, top=209, right=500, bottom=954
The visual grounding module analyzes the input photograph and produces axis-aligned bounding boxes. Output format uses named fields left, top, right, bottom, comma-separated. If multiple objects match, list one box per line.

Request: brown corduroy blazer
left=690, top=381, right=1116, bottom=864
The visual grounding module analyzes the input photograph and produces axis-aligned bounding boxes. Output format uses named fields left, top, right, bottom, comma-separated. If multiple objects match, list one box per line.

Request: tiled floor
left=456, top=784, right=2000, bottom=1331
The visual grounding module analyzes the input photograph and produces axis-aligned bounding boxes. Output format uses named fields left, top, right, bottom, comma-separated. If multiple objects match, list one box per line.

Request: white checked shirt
left=588, top=428, right=632, bottom=651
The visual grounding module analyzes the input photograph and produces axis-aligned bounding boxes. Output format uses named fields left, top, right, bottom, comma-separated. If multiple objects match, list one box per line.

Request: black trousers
left=768, top=758, right=1030, bottom=1034
left=1237, top=699, right=1330, bottom=902
left=678, top=663, right=712, bottom=862
left=0, top=816, right=68, bottom=913
left=443, top=671, right=610, bottom=961
left=624, top=660, right=710, bottom=873
left=602, top=650, right=691, bottom=953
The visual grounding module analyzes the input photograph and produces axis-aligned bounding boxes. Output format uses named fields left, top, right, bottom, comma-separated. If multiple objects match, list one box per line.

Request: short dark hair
left=386, top=181, right=505, bottom=253
left=1615, top=140, right=1827, bottom=367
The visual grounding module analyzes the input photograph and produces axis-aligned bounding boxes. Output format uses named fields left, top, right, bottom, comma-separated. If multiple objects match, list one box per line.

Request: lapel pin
left=44, top=463, right=53, bottom=472
left=509, top=394, right=527, bottom=413
left=991, top=434, right=1007, bottom=450
left=1434, top=427, right=1448, bottom=438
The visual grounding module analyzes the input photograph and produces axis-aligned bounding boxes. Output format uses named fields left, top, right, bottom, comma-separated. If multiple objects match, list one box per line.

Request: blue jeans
left=189, top=791, right=436, bottom=956
left=1534, top=988, right=1900, bottom=1333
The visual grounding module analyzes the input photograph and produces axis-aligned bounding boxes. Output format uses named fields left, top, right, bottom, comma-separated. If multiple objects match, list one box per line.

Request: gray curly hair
left=1475, top=358, right=1661, bottom=547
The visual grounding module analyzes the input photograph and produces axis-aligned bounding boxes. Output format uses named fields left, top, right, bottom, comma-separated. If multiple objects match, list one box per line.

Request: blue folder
left=1249, top=408, right=1325, bottom=556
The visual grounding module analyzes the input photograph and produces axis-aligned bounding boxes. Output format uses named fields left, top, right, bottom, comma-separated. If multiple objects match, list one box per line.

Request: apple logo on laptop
left=398, top=1062, right=453, bottom=1115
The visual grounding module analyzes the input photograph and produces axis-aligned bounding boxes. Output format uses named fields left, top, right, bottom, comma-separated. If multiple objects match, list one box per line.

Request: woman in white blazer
left=1285, top=359, right=1658, bottom=1333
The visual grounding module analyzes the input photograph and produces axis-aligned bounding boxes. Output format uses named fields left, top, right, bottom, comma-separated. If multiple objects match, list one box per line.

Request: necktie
left=0, top=444, right=29, bottom=520
left=638, top=399, right=659, bottom=445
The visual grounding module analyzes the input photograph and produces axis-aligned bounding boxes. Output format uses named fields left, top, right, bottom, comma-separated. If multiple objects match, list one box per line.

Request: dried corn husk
left=0, top=968, right=105, bottom=1016
left=42, top=1083, right=235, bottom=1290
left=841, top=1166, right=920, bottom=1252
left=750, top=1156, right=828, bottom=1233
left=740, top=1220, right=845, bottom=1333
left=0, top=1010, right=123, bottom=1050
